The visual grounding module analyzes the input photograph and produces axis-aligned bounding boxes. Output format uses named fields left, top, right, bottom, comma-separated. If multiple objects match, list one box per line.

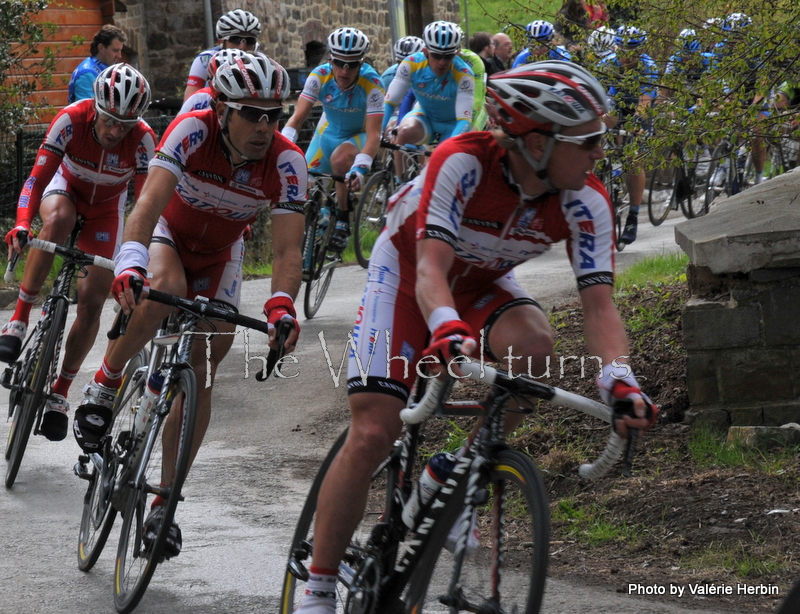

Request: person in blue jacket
left=67, top=25, right=127, bottom=103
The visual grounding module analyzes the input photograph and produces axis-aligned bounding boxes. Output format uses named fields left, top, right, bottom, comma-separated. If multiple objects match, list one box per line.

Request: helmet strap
left=218, top=107, right=258, bottom=164
left=516, top=133, right=558, bottom=193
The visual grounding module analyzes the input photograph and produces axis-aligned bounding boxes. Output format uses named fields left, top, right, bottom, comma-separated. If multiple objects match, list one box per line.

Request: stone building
left=114, top=0, right=461, bottom=100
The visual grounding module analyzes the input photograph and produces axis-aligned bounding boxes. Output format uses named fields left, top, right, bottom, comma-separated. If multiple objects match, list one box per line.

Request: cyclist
left=281, top=27, right=384, bottom=251
left=459, top=44, right=489, bottom=131
left=599, top=25, right=658, bottom=245
left=383, top=20, right=474, bottom=161
left=381, top=36, right=424, bottom=91
left=0, top=64, right=154, bottom=441
left=751, top=80, right=800, bottom=183
left=511, top=20, right=572, bottom=67
left=76, top=52, right=306, bottom=555
left=293, top=61, right=657, bottom=614
left=179, top=48, right=246, bottom=115
left=183, top=9, right=261, bottom=101
left=586, top=25, right=616, bottom=61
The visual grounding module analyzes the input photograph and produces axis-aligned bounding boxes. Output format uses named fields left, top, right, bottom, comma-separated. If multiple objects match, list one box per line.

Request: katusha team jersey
left=149, top=109, right=307, bottom=253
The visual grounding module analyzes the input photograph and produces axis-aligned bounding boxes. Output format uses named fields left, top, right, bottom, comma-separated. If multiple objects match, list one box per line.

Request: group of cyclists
left=6, top=3, right=789, bottom=609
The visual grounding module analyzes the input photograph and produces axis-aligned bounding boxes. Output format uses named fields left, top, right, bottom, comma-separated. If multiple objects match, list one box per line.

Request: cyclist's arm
left=132, top=128, right=157, bottom=201
left=383, top=59, right=413, bottom=131
left=452, top=67, right=475, bottom=137
left=270, top=211, right=304, bottom=303
left=184, top=53, right=209, bottom=101
left=282, top=95, right=314, bottom=134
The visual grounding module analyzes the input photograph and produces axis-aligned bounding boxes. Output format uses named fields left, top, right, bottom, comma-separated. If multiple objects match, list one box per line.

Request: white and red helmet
left=213, top=51, right=290, bottom=101
left=93, top=63, right=151, bottom=119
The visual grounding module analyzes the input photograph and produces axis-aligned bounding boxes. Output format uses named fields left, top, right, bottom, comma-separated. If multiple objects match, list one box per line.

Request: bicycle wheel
left=610, top=174, right=630, bottom=252
left=5, top=351, right=31, bottom=461
left=303, top=197, right=339, bottom=320
left=405, top=449, right=550, bottom=614
left=647, top=152, right=675, bottom=226
left=704, top=142, right=733, bottom=211
left=354, top=171, right=391, bottom=269
left=281, top=428, right=402, bottom=614
left=6, top=298, right=67, bottom=488
left=78, top=349, right=148, bottom=572
left=114, top=367, right=197, bottom=614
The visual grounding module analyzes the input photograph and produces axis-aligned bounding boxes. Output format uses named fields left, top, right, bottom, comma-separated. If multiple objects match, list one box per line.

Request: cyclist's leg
left=621, top=166, right=644, bottom=244
left=328, top=133, right=366, bottom=250
left=394, top=110, right=430, bottom=178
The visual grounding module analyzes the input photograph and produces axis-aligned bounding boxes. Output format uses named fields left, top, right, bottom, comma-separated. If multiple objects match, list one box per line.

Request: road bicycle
left=597, top=129, right=632, bottom=251
left=703, top=136, right=753, bottom=211
left=2, top=221, right=114, bottom=488
left=302, top=171, right=354, bottom=319
left=741, top=124, right=797, bottom=187
left=353, top=140, right=429, bottom=269
left=280, top=362, right=636, bottom=614
left=647, top=141, right=708, bottom=224
left=73, top=286, right=279, bottom=613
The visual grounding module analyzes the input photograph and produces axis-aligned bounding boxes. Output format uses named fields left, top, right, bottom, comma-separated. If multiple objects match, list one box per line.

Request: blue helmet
left=677, top=29, right=702, bottom=53
left=423, top=21, right=462, bottom=53
left=525, top=20, right=555, bottom=44
left=614, top=25, right=647, bottom=49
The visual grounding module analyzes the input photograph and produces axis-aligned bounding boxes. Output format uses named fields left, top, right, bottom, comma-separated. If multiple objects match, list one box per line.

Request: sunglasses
left=552, top=125, right=608, bottom=150
left=331, top=57, right=362, bottom=70
left=428, top=51, right=456, bottom=62
left=95, top=105, right=139, bottom=128
left=224, top=101, right=284, bottom=124
left=226, top=35, right=257, bottom=46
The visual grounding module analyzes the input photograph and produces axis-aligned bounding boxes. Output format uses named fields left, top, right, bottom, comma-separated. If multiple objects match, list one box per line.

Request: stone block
left=727, top=425, right=800, bottom=449
left=718, top=349, right=794, bottom=403
left=762, top=284, right=800, bottom=346
left=729, top=407, right=764, bottom=426
left=682, top=300, right=761, bottom=350
left=686, top=264, right=727, bottom=297
left=686, top=353, right=719, bottom=406
left=686, top=408, right=730, bottom=432
left=763, top=403, right=800, bottom=426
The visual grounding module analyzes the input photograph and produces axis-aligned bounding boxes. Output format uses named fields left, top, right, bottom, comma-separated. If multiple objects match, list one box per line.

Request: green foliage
left=461, top=0, right=563, bottom=38
left=0, top=0, right=57, bottom=130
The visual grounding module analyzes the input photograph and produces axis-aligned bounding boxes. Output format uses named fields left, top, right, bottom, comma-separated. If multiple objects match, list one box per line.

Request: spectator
left=489, top=32, right=513, bottom=73
left=67, top=25, right=127, bottom=104
left=469, top=31, right=496, bottom=74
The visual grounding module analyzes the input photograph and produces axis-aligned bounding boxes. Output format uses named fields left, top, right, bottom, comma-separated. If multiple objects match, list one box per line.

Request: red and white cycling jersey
left=16, top=98, right=156, bottom=228
left=385, top=131, right=616, bottom=293
left=150, top=109, right=307, bottom=253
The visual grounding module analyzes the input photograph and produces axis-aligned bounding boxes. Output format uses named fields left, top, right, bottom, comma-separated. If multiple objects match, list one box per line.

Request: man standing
left=67, top=25, right=127, bottom=103
left=489, top=32, right=513, bottom=73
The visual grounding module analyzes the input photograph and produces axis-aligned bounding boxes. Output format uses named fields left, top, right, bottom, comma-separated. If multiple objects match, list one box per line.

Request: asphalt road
left=0, top=212, right=735, bottom=614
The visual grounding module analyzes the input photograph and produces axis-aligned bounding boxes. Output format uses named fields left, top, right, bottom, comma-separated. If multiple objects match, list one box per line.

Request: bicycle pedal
left=74, top=460, right=92, bottom=481
left=0, top=367, right=13, bottom=390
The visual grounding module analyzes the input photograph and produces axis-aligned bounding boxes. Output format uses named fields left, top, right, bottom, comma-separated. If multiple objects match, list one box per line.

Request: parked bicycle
left=2, top=221, right=114, bottom=488
left=281, top=362, right=637, bottom=614
left=353, top=139, right=429, bottom=268
left=302, top=171, right=355, bottom=319
left=73, top=285, right=282, bottom=613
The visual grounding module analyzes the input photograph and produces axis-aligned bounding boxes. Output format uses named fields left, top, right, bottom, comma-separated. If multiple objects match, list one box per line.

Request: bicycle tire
left=77, top=348, right=149, bottom=572
left=647, top=150, right=675, bottom=226
left=704, top=142, right=733, bottom=211
left=405, top=449, right=550, bottom=614
left=281, top=428, right=403, bottom=614
left=6, top=298, right=67, bottom=488
left=776, top=576, right=800, bottom=613
left=5, top=351, right=31, bottom=461
left=676, top=163, right=707, bottom=219
left=113, top=367, right=197, bottom=614
left=303, top=197, right=339, bottom=320
left=610, top=174, right=630, bottom=252
left=354, top=171, right=391, bottom=269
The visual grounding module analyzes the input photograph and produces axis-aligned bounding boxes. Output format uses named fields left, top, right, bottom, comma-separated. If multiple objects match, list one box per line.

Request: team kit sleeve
left=15, top=109, right=75, bottom=228
left=186, top=53, right=210, bottom=89
left=270, top=146, right=309, bottom=215
left=298, top=68, right=325, bottom=104
left=562, top=183, right=615, bottom=290
left=149, top=115, right=209, bottom=179
left=383, top=58, right=413, bottom=130
left=452, top=63, right=475, bottom=136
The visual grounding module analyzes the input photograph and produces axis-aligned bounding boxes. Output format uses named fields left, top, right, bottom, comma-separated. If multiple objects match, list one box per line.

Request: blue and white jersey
left=299, top=62, right=385, bottom=139
left=384, top=51, right=475, bottom=127
left=511, top=45, right=572, bottom=67
left=664, top=51, right=714, bottom=82
left=599, top=53, right=659, bottom=115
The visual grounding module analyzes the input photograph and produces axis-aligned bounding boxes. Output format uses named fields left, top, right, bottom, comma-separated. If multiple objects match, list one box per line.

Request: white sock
left=296, top=567, right=337, bottom=614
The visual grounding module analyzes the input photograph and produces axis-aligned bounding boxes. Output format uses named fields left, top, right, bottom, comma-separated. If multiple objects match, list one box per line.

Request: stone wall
left=676, top=171, right=800, bottom=430
left=115, top=0, right=460, bottom=100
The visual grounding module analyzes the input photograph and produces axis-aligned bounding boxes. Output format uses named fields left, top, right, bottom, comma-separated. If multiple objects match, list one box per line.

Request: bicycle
left=596, top=130, right=631, bottom=251
left=2, top=220, right=114, bottom=488
left=703, top=135, right=752, bottom=211
left=73, top=286, right=280, bottom=613
left=281, top=362, right=637, bottom=614
left=647, top=141, right=708, bottom=224
left=353, top=140, right=429, bottom=269
left=302, top=171, right=355, bottom=320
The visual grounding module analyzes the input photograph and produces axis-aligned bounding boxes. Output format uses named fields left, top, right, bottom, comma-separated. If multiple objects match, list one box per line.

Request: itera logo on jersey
left=175, top=129, right=205, bottom=158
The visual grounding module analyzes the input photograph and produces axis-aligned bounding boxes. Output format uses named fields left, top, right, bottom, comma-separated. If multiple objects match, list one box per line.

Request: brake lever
left=256, top=318, right=294, bottom=381
left=107, top=276, right=144, bottom=340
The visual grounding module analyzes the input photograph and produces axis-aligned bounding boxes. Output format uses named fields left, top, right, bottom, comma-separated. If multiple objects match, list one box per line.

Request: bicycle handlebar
left=379, top=139, right=432, bottom=156
left=4, top=234, right=115, bottom=283
left=399, top=362, right=630, bottom=479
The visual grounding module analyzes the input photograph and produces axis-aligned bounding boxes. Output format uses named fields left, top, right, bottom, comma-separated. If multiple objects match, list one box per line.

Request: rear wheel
left=647, top=150, right=676, bottom=226
left=405, top=449, right=550, bottom=614
left=77, top=349, right=148, bottom=572
left=6, top=299, right=66, bottom=488
left=354, top=171, right=391, bottom=269
left=113, top=368, right=197, bottom=614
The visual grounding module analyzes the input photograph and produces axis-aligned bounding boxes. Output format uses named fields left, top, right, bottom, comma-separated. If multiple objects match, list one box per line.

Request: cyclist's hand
left=346, top=165, right=369, bottom=192
left=111, top=268, right=149, bottom=315
left=242, top=224, right=253, bottom=241
left=422, top=320, right=477, bottom=375
left=5, top=225, right=31, bottom=254
left=597, top=365, right=658, bottom=437
left=263, top=293, right=300, bottom=352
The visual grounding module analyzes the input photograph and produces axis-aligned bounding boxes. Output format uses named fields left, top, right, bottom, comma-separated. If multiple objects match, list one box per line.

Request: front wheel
left=6, top=298, right=67, bottom=488
left=354, top=171, right=391, bottom=269
left=405, top=449, right=550, bottom=614
left=113, top=368, right=197, bottom=614
left=303, top=205, right=340, bottom=320
left=78, top=349, right=149, bottom=572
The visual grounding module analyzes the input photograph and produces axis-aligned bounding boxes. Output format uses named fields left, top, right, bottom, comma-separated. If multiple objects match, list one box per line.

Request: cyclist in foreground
left=0, top=64, right=154, bottom=441
left=293, top=61, right=658, bottom=614
left=281, top=27, right=385, bottom=251
left=76, top=52, right=306, bottom=556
